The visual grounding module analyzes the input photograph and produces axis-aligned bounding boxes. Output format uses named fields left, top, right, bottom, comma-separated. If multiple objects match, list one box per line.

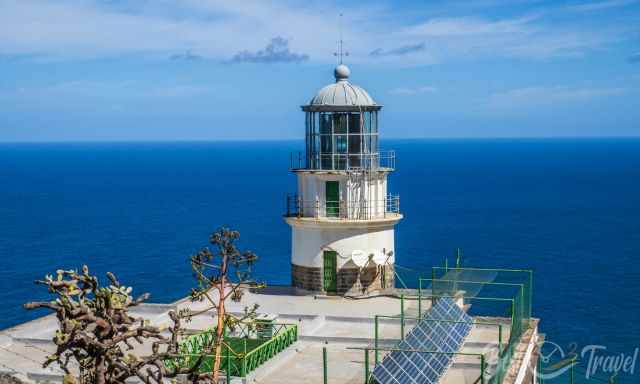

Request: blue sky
left=0, top=0, right=639, bottom=141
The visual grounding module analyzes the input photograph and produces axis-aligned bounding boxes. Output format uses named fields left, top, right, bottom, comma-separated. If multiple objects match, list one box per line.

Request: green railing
left=165, top=322, right=297, bottom=378
left=418, top=267, right=532, bottom=383
left=430, top=267, right=533, bottom=319
left=382, top=294, right=515, bottom=384
left=413, top=296, right=522, bottom=382
left=349, top=345, right=489, bottom=384
left=448, top=268, right=529, bottom=383
left=365, top=263, right=619, bottom=384
left=243, top=324, right=298, bottom=375
left=372, top=313, right=505, bottom=382
left=366, top=265, right=534, bottom=384
left=419, top=277, right=528, bottom=342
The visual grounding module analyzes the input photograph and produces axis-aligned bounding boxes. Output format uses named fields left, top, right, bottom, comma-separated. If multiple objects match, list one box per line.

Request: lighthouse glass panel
left=305, top=111, right=379, bottom=170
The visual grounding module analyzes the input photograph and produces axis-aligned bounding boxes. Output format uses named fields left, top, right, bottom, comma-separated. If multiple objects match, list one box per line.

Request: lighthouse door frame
left=322, top=250, right=338, bottom=293
left=325, top=181, right=340, bottom=218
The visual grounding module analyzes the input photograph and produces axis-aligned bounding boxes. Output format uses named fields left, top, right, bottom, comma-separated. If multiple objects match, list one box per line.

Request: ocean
left=1, top=139, right=638, bottom=382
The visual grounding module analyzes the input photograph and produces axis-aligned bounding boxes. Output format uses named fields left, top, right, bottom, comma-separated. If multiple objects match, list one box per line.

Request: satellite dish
left=351, top=250, right=368, bottom=267
left=372, top=250, right=388, bottom=265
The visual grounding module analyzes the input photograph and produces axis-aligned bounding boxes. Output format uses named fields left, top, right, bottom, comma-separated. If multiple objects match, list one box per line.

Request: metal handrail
left=285, top=194, right=400, bottom=220
left=290, top=150, right=396, bottom=171
left=165, top=323, right=298, bottom=377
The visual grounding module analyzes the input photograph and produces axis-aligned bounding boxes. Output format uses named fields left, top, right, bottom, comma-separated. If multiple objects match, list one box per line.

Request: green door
left=325, top=181, right=339, bottom=217
left=323, top=250, right=337, bottom=293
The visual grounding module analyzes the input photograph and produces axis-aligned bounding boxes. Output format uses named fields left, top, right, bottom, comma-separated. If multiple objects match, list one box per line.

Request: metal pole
left=569, top=357, right=574, bottom=384
left=226, top=341, right=231, bottom=383
left=431, top=268, right=436, bottom=306
left=456, top=248, right=461, bottom=268
left=241, top=338, right=247, bottom=377
left=511, top=300, right=515, bottom=334
left=481, top=355, right=485, bottom=384
left=400, top=294, right=405, bottom=340
left=323, top=346, right=328, bottom=384
left=364, top=348, right=370, bottom=384
left=286, top=194, right=290, bottom=217
left=529, top=271, right=533, bottom=318
left=538, top=354, right=544, bottom=384
left=521, top=285, right=525, bottom=322
left=384, top=195, right=387, bottom=218
left=498, top=324, right=502, bottom=357
left=223, top=326, right=231, bottom=383
left=374, top=315, right=379, bottom=365
left=418, top=279, right=422, bottom=320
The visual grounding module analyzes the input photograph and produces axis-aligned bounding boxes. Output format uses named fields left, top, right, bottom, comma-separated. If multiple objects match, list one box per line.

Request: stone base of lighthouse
left=291, top=263, right=395, bottom=295
left=285, top=215, right=402, bottom=295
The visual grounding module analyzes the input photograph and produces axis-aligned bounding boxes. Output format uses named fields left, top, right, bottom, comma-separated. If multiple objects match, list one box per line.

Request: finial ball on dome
left=334, top=64, right=350, bottom=81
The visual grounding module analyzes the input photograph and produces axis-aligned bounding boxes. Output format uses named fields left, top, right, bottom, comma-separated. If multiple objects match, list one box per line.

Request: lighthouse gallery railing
left=285, top=194, right=400, bottom=220
left=290, top=150, right=395, bottom=171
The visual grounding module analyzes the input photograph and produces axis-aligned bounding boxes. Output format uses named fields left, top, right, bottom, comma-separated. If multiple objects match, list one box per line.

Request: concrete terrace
left=0, top=287, right=534, bottom=383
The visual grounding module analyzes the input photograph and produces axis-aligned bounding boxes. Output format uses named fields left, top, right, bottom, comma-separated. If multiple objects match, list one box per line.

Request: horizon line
left=1, top=135, right=640, bottom=144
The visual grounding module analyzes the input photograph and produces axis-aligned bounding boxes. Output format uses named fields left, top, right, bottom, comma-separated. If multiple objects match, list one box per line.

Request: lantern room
left=301, top=64, right=382, bottom=171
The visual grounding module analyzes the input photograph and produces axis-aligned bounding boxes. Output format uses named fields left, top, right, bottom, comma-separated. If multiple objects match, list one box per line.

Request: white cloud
left=566, top=0, right=637, bottom=12
left=486, top=85, right=625, bottom=110
left=0, top=80, right=213, bottom=100
left=402, top=15, right=538, bottom=37
left=395, top=14, right=622, bottom=60
left=230, top=37, right=309, bottom=63
left=0, top=0, right=632, bottom=64
left=370, top=42, right=426, bottom=57
left=389, top=86, right=438, bottom=95
left=0, top=0, right=345, bottom=61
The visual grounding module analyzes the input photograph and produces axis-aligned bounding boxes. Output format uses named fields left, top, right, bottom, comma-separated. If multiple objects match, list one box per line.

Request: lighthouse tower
left=285, top=63, right=402, bottom=295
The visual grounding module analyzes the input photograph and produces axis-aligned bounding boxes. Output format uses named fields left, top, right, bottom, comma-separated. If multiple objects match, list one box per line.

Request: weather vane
left=334, top=13, right=349, bottom=64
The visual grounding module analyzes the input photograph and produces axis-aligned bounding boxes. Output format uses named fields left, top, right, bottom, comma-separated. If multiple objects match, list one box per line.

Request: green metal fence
left=371, top=314, right=506, bottom=382
left=359, top=264, right=535, bottom=384
left=374, top=295, right=516, bottom=384
left=355, top=262, right=619, bottom=384
left=430, top=267, right=533, bottom=318
left=350, top=345, right=488, bottom=384
left=420, top=278, right=527, bottom=340
left=164, top=322, right=298, bottom=378
left=429, top=266, right=533, bottom=383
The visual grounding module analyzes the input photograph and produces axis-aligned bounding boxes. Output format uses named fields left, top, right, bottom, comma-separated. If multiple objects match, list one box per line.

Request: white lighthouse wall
left=291, top=225, right=395, bottom=268
left=296, top=173, right=388, bottom=218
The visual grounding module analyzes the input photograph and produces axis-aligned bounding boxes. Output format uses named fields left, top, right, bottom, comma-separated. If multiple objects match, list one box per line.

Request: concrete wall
left=291, top=225, right=395, bottom=269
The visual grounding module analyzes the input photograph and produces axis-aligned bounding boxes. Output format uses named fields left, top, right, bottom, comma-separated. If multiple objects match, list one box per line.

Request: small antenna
left=333, top=13, right=349, bottom=64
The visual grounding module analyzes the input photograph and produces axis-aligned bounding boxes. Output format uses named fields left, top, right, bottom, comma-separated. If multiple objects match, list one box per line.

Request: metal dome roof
left=306, top=64, right=378, bottom=109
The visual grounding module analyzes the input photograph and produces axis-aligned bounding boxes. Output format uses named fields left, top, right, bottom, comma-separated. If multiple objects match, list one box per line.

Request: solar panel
left=372, top=297, right=472, bottom=384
